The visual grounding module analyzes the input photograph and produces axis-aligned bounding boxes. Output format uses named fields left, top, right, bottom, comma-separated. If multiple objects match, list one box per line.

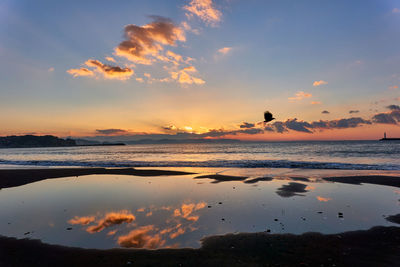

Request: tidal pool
left=0, top=168, right=399, bottom=249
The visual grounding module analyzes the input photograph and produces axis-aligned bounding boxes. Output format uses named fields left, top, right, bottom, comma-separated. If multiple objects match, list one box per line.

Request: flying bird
left=264, top=111, right=275, bottom=123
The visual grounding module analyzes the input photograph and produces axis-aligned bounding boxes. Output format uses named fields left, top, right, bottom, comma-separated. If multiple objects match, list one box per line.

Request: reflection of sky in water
left=0, top=169, right=399, bottom=249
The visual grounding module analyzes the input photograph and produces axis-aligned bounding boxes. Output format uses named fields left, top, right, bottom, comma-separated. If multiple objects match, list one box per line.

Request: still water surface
left=0, top=168, right=399, bottom=249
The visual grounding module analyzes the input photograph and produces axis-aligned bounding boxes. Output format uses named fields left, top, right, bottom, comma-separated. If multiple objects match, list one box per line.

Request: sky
left=0, top=0, right=400, bottom=141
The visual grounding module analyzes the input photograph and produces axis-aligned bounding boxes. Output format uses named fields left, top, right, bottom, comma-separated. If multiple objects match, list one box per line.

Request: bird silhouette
left=264, top=111, right=275, bottom=123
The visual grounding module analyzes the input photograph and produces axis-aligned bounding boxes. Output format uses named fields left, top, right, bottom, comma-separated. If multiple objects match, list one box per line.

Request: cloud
left=68, top=216, right=95, bottom=225
left=96, top=129, right=128, bottom=135
left=269, top=121, right=288, bottom=133
left=85, top=59, right=134, bottom=80
left=321, top=110, right=330, bottom=114
left=183, top=0, right=222, bottom=26
left=117, top=225, right=165, bottom=249
left=313, top=117, right=371, bottom=129
left=67, top=68, right=94, bottom=77
left=283, top=118, right=312, bottom=133
left=288, top=91, right=313, bottom=101
left=372, top=110, right=400, bottom=124
left=168, top=66, right=205, bottom=85
left=86, top=210, right=136, bottom=233
left=239, top=122, right=255, bottom=129
left=389, top=85, right=398, bottom=90
left=48, top=67, right=54, bottom=72
left=218, top=47, right=232, bottom=55
left=349, top=110, right=359, bottom=114
left=313, top=80, right=328, bottom=86
left=105, top=56, right=116, bottom=63
left=387, top=104, right=400, bottom=111
left=393, top=8, right=400, bottom=13
left=115, top=16, right=185, bottom=65
left=311, top=101, right=322, bottom=105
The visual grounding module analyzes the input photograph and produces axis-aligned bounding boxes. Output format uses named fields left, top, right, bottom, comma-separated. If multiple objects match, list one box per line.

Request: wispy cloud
left=66, top=68, right=94, bottom=77
left=96, top=129, right=128, bottom=135
left=392, top=8, right=400, bottom=14
left=313, top=80, right=328, bottom=87
left=288, top=91, right=313, bottom=101
left=105, top=56, right=116, bottom=63
left=311, top=101, right=322, bottom=105
left=85, top=59, right=134, bottom=80
left=168, top=66, right=205, bottom=85
left=218, top=47, right=232, bottom=55
left=389, top=85, right=398, bottom=90
left=183, top=0, right=222, bottom=26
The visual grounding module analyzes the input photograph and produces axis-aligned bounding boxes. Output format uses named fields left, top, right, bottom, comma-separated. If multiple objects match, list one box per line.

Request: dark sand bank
left=386, top=214, right=400, bottom=225
left=1, top=226, right=400, bottom=266
left=194, top=174, right=248, bottom=183
left=0, top=168, right=194, bottom=189
left=324, top=175, right=400, bottom=188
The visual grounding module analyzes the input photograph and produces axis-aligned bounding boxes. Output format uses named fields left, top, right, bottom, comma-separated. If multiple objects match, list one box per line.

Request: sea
left=0, top=140, right=399, bottom=170
left=1, top=140, right=400, bottom=249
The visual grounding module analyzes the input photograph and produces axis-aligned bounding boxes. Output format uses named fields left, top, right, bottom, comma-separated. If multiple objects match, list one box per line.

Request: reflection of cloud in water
left=107, top=229, right=118, bottom=236
left=317, top=196, right=332, bottom=202
left=174, top=202, right=207, bottom=222
left=67, top=201, right=206, bottom=248
left=86, top=210, right=135, bottom=233
left=276, top=182, right=308, bottom=198
left=117, top=225, right=165, bottom=249
left=68, top=216, right=95, bottom=225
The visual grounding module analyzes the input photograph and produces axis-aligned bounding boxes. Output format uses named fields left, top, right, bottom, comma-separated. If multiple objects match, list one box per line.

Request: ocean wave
left=0, top=159, right=398, bottom=170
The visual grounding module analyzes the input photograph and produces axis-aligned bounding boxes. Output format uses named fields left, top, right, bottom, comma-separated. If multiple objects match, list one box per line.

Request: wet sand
left=1, top=226, right=399, bottom=266
left=324, top=175, right=400, bottom=188
left=1, top=168, right=399, bottom=189
left=0, top=168, right=194, bottom=189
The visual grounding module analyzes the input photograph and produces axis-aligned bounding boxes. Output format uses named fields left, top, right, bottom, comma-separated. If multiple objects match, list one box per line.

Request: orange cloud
left=288, top=91, right=313, bottom=101
left=115, top=16, right=185, bottom=65
left=67, top=68, right=94, bottom=77
left=85, top=59, right=134, bottom=80
left=86, top=210, right=136, bottom=233
left=389, top=85, right=398, bottom=90
left=311, top=101, right=322, bottom=105
left=169, top=66, right=205, bottom=85
left=218, top=47, right=232, bottom=55
left=313, top=80, right=328, bottom=86
left=184, top=0, right=222, bottom=26
left=68, top=216, right=95, bottom=225
left=105, top=56, right=116, bottom=63
left=117, top=225, right=165, bottom=249
left=317, top=196, right=331, bottom=202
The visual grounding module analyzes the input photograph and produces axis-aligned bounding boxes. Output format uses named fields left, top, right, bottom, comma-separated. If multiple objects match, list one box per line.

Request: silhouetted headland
left=0, top=135, right=125, bottom=148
